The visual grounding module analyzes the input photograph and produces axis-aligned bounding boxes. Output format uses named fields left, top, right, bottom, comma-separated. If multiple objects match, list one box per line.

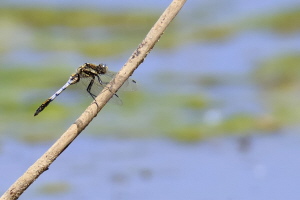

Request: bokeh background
left=1, top=0, right=300, bottom=199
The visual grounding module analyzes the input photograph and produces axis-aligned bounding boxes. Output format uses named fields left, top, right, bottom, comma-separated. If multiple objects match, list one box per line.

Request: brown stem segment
left=0, top=0, right=187, bottom=199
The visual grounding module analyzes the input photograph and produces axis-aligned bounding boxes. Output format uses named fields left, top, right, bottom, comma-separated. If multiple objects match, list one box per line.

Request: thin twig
left=0, top=0, right=187, bottom=199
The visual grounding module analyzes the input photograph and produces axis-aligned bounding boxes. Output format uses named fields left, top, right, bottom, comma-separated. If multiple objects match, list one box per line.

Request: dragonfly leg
left=86, top=78, right=100, bottom=108
left=96, top=75, right=103, bottom=85
left=95, top=74, right=122, bottom=104
left=87, top=78, right=97, bottom=99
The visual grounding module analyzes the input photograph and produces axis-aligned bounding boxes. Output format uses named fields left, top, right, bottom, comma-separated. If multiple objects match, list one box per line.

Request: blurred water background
left=1, top=0, right=300, bottom=199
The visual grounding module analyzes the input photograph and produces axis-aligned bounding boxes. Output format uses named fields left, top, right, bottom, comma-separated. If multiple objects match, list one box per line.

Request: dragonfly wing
left=80, top=77, right=123, bottom=105
left=103, top=71, right=137, bottom=91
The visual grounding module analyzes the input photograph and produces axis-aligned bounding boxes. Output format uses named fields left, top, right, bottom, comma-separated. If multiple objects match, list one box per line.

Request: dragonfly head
left=69, top=73, right=80, bottom=85
left=98, top=64, right=108, bottom=74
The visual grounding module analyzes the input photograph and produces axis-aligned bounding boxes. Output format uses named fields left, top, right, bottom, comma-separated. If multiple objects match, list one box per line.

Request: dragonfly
left=34, top=63, right=137, bottom=116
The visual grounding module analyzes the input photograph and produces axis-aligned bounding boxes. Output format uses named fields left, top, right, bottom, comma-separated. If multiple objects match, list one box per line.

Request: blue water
left=2, top=133, right=300, bottom=200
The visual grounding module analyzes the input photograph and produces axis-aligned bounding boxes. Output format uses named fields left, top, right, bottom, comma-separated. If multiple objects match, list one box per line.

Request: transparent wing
left=103, top=71, right=138, bottom=92
left=79, top=77, right=123, bottom=105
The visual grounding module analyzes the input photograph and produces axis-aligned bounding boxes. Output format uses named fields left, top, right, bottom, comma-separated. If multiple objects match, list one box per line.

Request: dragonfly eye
left=99, top=64, right=108, bottom=74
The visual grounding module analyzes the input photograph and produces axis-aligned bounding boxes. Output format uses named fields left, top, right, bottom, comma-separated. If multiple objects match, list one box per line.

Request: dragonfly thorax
left=77, top=63, right=108, bottom=79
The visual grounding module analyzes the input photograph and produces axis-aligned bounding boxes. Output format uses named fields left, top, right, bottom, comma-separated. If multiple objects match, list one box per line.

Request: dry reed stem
left=0, top=0, right=187, bottom=199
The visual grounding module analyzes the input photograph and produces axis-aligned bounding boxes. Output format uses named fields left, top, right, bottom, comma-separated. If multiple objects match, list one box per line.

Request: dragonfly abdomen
left=34, top=98, right=52, bottom=116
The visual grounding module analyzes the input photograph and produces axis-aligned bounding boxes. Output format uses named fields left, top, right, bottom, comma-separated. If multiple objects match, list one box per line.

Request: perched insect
left=34, top=63, right=137, bottom=116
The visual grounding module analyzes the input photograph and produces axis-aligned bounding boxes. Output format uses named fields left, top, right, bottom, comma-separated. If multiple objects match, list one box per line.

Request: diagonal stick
left=0, top=0, right=187, bottom=199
